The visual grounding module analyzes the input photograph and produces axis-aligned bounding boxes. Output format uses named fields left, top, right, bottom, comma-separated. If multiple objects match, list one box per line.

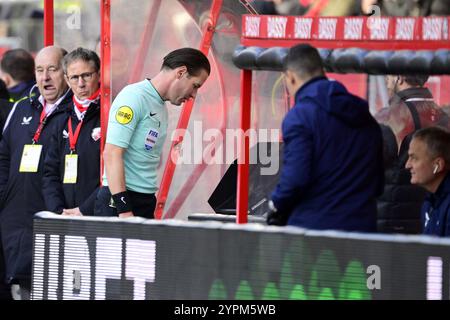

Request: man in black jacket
left=375, top=74, right=450, bottom=233
left=0, top=46, right=72, bottom=299
left=43, top=47, right=101, bottom=216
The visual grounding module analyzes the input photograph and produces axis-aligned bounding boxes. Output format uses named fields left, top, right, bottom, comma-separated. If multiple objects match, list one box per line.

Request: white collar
left=38, top=89, right=71, bottom=116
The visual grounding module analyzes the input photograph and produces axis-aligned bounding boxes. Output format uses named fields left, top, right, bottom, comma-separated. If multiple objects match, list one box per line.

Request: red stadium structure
left=42, top=0, right=450, bottom=224
left=240, top=15, right=450, bottom=49
left=234, top=14, right=450, bottom=223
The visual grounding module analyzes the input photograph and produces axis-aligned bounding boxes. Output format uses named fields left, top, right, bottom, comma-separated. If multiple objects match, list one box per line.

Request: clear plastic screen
left=53, top=0, right=100, bottom=52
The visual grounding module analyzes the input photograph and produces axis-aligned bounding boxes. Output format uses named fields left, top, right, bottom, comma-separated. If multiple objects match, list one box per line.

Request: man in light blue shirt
left=95, top=48, right=210, bottom=219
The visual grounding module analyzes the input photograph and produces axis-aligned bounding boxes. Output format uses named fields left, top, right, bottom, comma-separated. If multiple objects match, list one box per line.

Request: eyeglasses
left=66, top=71, right=97, bottom=84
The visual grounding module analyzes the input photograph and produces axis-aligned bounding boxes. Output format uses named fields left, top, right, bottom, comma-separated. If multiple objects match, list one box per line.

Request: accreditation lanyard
left=32, top=107, right=49, bottom=144
left=68, top=117, right=83, bottom=153
left=64, top=117, right=83, bottom=184
left=20, top=106, right=48, bottom=172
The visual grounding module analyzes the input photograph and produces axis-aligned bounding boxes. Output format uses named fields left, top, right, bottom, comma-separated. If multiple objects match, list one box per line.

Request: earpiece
left=433, top=164, right=439, bottom=174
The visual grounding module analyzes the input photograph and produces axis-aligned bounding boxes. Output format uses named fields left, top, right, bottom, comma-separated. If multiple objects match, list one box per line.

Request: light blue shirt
left=103, top=79, right=168, bottom=193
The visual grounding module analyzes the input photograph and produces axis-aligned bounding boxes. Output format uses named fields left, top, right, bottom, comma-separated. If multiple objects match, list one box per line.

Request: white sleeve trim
left=2, top=100, right=20, bottom=133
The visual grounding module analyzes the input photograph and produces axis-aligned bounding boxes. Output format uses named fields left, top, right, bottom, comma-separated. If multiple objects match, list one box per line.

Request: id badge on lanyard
left=20, top=106, right=47, bottom=172
left=63, top=154, right=78, bottom=184
left=19, top=144, right=43, bottom=172
left=64, top=117, right=82, bottom=184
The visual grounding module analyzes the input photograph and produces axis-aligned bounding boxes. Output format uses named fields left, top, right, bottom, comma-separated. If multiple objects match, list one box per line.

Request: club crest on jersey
left=91, top=127, right=101, bottom=141
left=144, top=129, right=159, bottom=151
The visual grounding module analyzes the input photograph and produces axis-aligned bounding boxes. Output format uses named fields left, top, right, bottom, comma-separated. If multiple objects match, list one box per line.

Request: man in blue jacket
left=405, top=127, right=450, bottom=236
left=0, top=46, right=72, bottom=299
left=267, top=44, right=384, bottom=232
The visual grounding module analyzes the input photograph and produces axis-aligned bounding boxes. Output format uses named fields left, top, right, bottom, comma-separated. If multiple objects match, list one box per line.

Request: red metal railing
left=236, top=14, right=450, bottom=224
left=43, top=0, right=54, bottom=46
left=100, top=0, right=112, bottom=182
left=241, top=15, right=450, bottom=49
left=236, top=70, right=252, bottom=224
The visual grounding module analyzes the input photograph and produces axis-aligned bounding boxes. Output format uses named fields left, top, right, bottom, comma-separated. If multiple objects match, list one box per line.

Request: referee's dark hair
left=284, top=43, right=324, bottom=79
left=1, top=48, right=35, bottom=82
left=162, top=48, right=211, bottom=76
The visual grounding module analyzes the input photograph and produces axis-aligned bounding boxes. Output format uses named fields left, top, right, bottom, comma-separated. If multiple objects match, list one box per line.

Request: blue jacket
left=0, top=87, right=72, bottom=284
left=422, top=173, right=450, bottom=237
left=43, top=101, right=101, bottom=215
left=271, top=77, right=384, bottom=232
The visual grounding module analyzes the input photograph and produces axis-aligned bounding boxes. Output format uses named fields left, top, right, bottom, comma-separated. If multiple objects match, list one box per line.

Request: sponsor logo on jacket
left=91, top=127, right=101, bottom=142
left=21, top=116, right=32, bottom=125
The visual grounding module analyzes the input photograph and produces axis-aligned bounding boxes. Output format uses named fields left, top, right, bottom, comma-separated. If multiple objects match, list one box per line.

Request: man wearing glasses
left=0, top=46, right=72, bottom=299
left=43, top=47, right=101, bottom=217
left=94, top=48, right=210, bottom=219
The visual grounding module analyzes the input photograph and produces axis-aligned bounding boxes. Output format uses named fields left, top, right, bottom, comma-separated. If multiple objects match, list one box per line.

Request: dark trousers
left=94, top=186, right=156, bottom=219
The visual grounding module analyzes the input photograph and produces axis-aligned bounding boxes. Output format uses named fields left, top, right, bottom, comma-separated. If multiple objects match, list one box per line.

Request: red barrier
left=43, top=0, right=54, bottom=46
left=241, top=15, right=450, bottom=49
left=100, top=0, right=111, bottom=184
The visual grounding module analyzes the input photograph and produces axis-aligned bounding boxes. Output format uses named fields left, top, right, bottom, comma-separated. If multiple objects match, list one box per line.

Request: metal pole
left=100, top=0, right=111, bottom=182
left=236, top=69, right=252, bottom=224
left=43, top=0, right=54, bottom=46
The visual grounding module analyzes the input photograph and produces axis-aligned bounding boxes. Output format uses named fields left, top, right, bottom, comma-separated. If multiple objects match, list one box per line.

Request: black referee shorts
left=94, top=186, right=156, bottom=219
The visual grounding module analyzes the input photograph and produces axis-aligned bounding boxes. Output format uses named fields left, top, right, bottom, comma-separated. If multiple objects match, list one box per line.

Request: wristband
left=112, top=191, right=132, bottom=213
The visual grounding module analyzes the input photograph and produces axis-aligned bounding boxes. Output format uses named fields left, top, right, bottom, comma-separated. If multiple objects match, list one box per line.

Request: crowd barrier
left=32, top=212, right=450, bottom=300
